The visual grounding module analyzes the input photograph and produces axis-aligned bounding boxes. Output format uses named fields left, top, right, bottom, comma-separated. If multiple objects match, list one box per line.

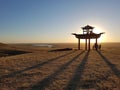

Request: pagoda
left=72, top=25, right=105, bottom=50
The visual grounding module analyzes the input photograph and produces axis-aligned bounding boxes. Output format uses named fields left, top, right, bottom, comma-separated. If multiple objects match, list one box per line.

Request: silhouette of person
left=99, top=44, right=101, bottom=50
left=94, top=43, right=98, bottom=50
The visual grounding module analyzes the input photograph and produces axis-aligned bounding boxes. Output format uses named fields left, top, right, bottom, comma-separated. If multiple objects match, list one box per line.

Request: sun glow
left=72, top=26, right=106, bottom=43
left=92, top=27, right=106, bottom=43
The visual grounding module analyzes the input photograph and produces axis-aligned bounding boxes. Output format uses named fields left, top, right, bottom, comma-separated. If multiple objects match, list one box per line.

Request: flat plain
left=0, top=43, right=120, bottom=90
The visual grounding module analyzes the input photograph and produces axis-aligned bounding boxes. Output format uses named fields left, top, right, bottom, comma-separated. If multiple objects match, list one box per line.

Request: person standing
left=99, top=44, right=101, bottom=50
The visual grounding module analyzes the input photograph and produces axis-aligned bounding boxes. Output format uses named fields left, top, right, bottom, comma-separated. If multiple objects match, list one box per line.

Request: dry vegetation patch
left=0, top=43, right=120, bottom=90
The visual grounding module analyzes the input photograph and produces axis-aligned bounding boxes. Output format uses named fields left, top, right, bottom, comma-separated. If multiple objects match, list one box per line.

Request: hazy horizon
left=5, top=42, right=120, bottom=44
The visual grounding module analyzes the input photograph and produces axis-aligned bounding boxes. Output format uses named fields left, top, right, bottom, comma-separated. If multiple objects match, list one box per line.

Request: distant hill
left=0, top=42, right=7, bottom=47
left=0, top=42, right=8, bottom=48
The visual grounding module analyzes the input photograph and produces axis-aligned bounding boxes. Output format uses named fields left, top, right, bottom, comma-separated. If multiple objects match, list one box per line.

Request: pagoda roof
left=82, top=25, right=94, bottom=30
left=72, top=33, right=104, bottom=39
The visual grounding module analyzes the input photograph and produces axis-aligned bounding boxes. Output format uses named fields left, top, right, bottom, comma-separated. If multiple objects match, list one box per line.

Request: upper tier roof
left=82, top=25, right=94, bottom=30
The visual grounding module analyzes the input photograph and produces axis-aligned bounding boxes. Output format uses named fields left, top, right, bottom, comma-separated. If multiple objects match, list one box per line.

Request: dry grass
left=0, top=43, right=120, bottom=90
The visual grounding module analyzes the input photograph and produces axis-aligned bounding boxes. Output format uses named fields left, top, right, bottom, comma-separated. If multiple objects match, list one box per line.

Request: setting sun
left=92, top=27, right=105, bottom=43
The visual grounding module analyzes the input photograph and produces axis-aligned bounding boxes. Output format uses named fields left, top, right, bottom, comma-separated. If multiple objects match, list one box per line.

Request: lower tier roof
left=72, top=33, right=103, bottom=39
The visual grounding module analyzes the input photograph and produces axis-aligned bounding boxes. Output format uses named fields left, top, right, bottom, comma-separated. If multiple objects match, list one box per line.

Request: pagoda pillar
left=96, top=38, right=98, bottom=50
left=78, top=38, right=80, bottom=50
left=88, top=38, right=90, bottom=50
left=85, top=39, right=87, bottom=50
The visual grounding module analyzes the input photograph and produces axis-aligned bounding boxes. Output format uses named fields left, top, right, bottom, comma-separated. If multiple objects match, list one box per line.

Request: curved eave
left=73, top=34, right=101, bottom=39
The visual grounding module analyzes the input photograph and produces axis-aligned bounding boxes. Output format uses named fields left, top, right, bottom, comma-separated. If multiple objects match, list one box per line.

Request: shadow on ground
left=65, top=51, right=89, bottom=90
left=31, top=51, right=85, bottom=90
left=97, top=50, right=120, bottom=78
left=0, top=50, right=77, bottom=79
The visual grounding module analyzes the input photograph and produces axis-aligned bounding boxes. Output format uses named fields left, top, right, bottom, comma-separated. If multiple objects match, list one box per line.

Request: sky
left=0, top=0, right=120, bottom=43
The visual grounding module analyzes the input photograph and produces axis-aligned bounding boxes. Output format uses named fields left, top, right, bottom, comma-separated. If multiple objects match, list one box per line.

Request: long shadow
left=0, top=50, right=77, bottom=79
left=31, top=51, right=85, bottom=90
left=65, top=51, right=89, bottom=90
left=96, top=50, right=120, bottom=78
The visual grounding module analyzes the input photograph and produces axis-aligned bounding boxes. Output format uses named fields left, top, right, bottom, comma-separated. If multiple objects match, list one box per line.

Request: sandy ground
left=0, top=43, right=120, bottom=90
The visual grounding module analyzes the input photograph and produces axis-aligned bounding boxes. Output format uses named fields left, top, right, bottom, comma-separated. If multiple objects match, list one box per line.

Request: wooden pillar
left=78, top=38, right=80, bottom=50
left=85, top=39, right=87, bottom=50
left=96, top=38, right=98, bottom=50
left=96, top=38, right=98, bottom=44
left=88, top=38, right=90, bottom=50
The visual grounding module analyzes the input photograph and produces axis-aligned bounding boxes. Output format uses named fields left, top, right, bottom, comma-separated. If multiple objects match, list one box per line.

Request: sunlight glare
left=93, top=27, right=105, bottom=43
left=72, top=26, right=106, bottom=43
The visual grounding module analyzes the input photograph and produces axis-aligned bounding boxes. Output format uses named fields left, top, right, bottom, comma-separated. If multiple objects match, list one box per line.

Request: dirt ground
left=0, top=43, right=120, bottom=90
